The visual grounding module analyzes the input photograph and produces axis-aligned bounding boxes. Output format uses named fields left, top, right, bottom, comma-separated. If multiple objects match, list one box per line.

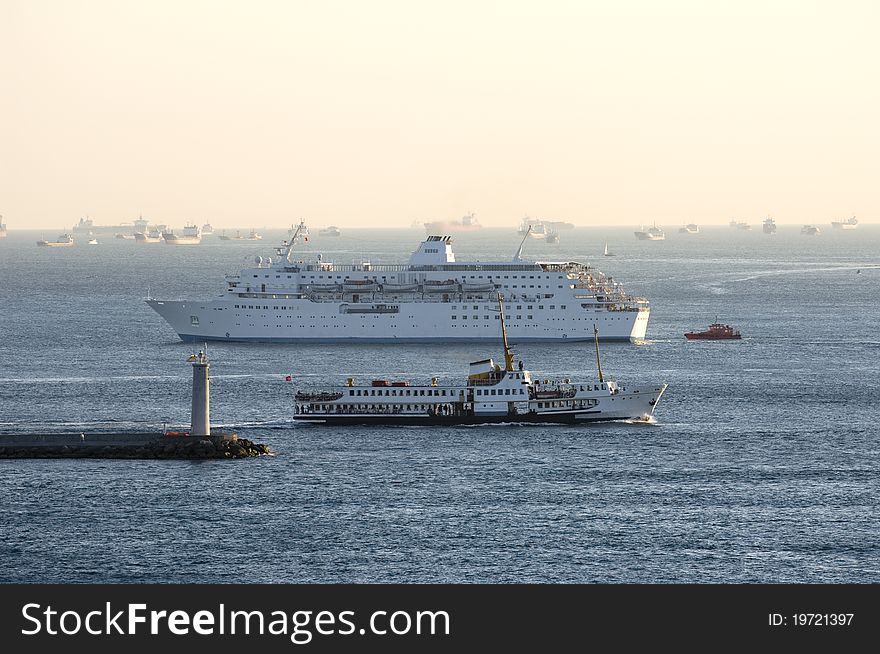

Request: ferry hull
left=295, top=412, right=635, bottom=426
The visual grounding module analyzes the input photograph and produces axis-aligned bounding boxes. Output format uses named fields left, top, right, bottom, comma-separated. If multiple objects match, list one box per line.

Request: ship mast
left=498, top=293, right=515, bottom=372
left=593, top=324, right=604, bottom=383
left=281, top=219, right=309, bottom=264
left=513, top=225, right=531, bottom=262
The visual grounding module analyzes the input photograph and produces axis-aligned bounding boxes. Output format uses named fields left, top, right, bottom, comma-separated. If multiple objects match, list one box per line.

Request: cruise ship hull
left=147, top=299, right=649, bottom=342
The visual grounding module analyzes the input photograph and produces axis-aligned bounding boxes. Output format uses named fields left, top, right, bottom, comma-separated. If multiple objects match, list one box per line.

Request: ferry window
left=506, top=389, right=511, bottom=395
left=491, top=390, right=496, bottom=395
left=473, top=306, right=478, bottom=310
left=495, top=315, right=500, bottom=319
left=538, top=402, right=543, bottom=408
left=538, top=305, right=544, bottom=310
left=517, top=306, right=522, bottom=310
left=253, top=275, right=258, bottom=278
left=462, top=315, right=467, bottom=319
left=528, top=315, right=533, bottom=320
left=527, top=305, right=533, bottom=310
left=476, top=390, right=481, bottom=396
left=473, top=315, right=478, bottom=320
left=452, top=316, right=456, bottom=319
left=406, top=390, right=411, bottom=396
left=561, top=305, right=566, bottom=309
left=550, top=305, right=555, bottom=310
left=349, top=390, right=354, bottom=396
left=452, top=306, right=457, bottom=310
left=484, top=315, right=489, bottom=320
left=442, top=390, right=446, bottom=396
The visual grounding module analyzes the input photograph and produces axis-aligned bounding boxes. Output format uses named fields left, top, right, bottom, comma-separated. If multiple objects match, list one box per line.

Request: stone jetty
left=0, top=349, right=272, bottom=460
left=0, top=432, right=272, bottom=459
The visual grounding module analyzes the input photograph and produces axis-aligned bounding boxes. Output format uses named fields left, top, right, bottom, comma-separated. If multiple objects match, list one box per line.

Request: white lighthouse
left=188, top=349, right=211, bottom=436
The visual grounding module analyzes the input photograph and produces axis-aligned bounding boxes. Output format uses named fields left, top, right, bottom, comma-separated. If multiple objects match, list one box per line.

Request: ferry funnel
left=189, top=348, right=211, bottom=436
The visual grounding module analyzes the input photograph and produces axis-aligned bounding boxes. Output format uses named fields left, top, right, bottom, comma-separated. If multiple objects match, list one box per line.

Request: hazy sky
left=2, top=0, right=878, bottom=229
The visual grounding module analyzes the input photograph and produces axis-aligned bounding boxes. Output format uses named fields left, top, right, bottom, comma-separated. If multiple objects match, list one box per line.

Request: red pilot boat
left=685, top=320, right=741, bottom=340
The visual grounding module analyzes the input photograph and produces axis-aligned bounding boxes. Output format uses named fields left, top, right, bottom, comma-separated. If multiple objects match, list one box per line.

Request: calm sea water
left=1, top=225, right=878, bottom=583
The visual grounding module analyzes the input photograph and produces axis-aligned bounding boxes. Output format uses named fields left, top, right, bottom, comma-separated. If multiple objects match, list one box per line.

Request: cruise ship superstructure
left=147, top=223, right=651, bottom=343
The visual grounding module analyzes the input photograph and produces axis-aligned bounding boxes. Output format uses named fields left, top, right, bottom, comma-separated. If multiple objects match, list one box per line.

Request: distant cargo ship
left=678, top=224, right=699, bottom=234
left=831, top=216, right=858, bottom=230
left=763, top=217, right=777, bottom=234
left=71, top=216, right=134, bottom=235
left=423, top=212, right=481, bottom=233
left=0, top=215, right=6, bottom=238
left=37, top=233, right=75, bottom=247
left=634, top=224, right=665, bottom=240
left=162, top=223, right=202, bottom=245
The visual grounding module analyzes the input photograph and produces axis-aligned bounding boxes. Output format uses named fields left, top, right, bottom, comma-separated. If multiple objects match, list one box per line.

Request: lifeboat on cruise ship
left=343, top=280, right=379, bottom=291
left=381, top=282, right=420, bottom=292
left=423, top=280, right=459, bottom=292
left=304, top=283, right=341, bottom=292
left=461, top=282, right=496, bottom=293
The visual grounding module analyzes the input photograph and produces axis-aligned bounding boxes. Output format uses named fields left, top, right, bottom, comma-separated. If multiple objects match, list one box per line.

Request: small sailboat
left=603, top=242, right=614, bottom=256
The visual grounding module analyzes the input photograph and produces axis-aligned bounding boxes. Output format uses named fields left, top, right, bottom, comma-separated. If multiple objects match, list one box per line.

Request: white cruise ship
left=147, top=223, right=651, bottom=343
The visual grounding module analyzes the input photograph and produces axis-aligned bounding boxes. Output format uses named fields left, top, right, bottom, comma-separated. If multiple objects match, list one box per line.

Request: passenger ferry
left=293, top=297, right=666, bottom=425
left=147, top=221, right=651, bottom=342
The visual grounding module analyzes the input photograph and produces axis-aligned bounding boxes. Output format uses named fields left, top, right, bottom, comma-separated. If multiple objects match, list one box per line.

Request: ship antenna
left=513, top=226, right=531, bottom=261
left=593, top=324, right=604, bottom=383
left=498, top=293, right=515, bottom=372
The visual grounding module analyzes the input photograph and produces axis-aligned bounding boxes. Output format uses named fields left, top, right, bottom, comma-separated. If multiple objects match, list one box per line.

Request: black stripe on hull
left=292, top=411, right=614, bottom=426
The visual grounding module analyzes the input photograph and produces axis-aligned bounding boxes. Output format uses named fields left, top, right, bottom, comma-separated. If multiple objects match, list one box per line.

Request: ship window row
left=349, top=389, right=458, bottom=397
left=234, top=305, right=296, bottom=310
left=307, top=404, right=429, bottom=412
left=475, top=389, right=525, bottom=396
